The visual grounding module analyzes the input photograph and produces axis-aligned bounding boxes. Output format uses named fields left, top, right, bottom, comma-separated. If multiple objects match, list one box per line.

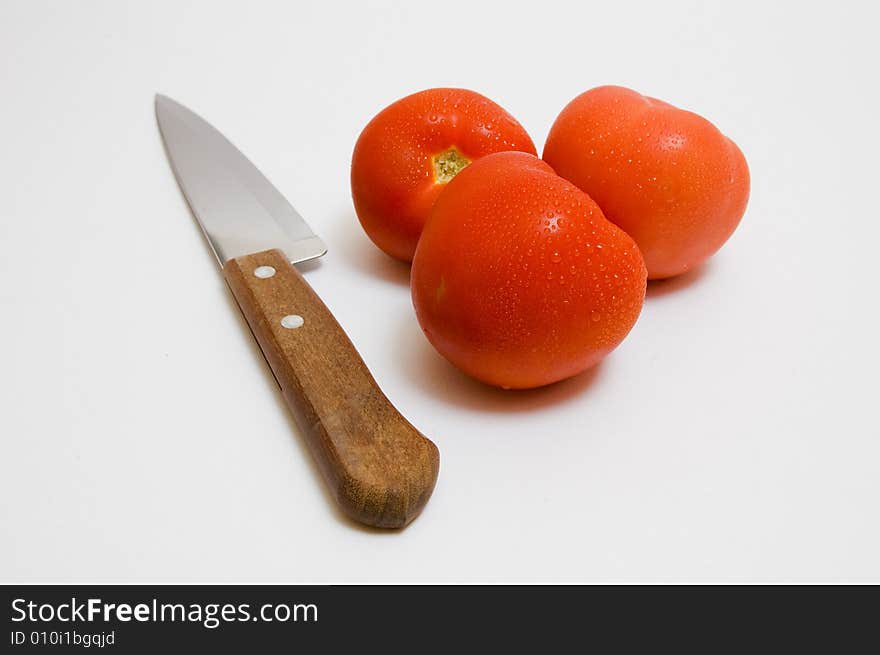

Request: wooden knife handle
left=223, top=249, right=439, bottom=529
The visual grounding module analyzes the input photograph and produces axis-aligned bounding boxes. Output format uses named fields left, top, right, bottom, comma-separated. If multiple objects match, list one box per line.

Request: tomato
left=543, top=86, right=750, bottom=279
left=411, top=152, right=647, bottom=389
left=351, top=88, right=536, bottom=262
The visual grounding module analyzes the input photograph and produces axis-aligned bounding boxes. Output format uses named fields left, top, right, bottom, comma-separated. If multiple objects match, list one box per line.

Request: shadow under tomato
left=395, top=315, right=605, bottom=413
left=645, top=261, right=713, bottom=299
left=329, top=211, right=411, bottom=286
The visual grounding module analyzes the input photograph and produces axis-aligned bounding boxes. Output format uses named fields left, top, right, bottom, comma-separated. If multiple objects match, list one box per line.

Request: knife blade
left=156, top=95, right=439, bottom=528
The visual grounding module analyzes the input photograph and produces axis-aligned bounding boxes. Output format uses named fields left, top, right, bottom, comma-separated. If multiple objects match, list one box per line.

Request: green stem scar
left=432, top=148, right=471, bottom=184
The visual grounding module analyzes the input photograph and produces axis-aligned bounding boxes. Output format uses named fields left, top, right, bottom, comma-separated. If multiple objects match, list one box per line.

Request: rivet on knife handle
left=224, top=249, right=439, bottom=528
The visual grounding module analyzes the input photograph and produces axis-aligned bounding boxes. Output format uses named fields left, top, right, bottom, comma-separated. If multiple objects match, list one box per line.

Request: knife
left=155, top=95, right=439, bottom=529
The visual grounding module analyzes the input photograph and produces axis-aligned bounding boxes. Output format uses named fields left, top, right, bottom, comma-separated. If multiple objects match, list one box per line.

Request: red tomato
left=411, top=152, right=647, bottom=389
left=543, top=86, right=750, bottom=279
left=351, top=88, right=536, bottom=262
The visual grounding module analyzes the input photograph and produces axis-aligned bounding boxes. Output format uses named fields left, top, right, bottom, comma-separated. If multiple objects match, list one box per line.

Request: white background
left=2, top=0, right=878, bottom=583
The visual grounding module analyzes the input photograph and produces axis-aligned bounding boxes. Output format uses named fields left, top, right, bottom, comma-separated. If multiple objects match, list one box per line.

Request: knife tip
left=154, top=94, right=180, bottom=124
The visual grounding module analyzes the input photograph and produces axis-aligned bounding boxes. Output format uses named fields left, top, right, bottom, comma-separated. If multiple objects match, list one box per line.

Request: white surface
left=1, top=0, right=878, bottom=583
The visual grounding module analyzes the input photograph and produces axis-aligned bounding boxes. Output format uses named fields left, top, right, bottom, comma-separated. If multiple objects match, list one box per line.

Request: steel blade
left=155, top=94, right=327, bottom=265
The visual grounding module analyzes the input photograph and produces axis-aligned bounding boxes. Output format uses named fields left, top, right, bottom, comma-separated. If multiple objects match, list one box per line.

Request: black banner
left=2, top=586, right=878, bottom=651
